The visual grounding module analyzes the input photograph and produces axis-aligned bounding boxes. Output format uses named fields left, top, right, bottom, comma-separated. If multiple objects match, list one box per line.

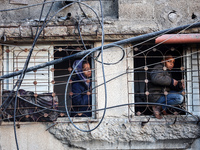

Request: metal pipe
left=1, top=22, right=200, bottom=80
left=155, top=34, right=200, bottom=44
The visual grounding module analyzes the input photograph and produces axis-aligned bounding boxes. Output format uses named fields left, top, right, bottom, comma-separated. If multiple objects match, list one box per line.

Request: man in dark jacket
left=71, top=60, right=92, bottom=117
left=148, top=55, right=184, bottom=119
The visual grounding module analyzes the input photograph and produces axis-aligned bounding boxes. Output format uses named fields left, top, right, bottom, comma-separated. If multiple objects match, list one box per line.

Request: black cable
left=77, top=21, right=125, bottom=65
left=1, top=56, right=198, bottom=118
left=0, top=0, right=79, bottom=12
left=12, top=1, right=55, bottom=149
left=1, top=0, right=55, bottom=112
left=75, top=1, right=122, bottom=66
left=0, top=1, right=77, bottom=114
left=78, top=0, right=88, bottom=18
left=94, top=44, right=125, bottom=65
left=1, top=50, right=198, bottom=115
left=0, top=0, right=101, bottom=113
left=0, top=1, right=99, bottom=120
left=64, top=0, right=107, bottom=132
left=1, top=102, right=199, bottom=123
left=76, top=15, right=125, bottom=65
left=0, top=0, right=109, bottom=134
left=2, top=20, right=200, bottom=81
left=76, top=18, right=88, bottom=50
left=0, top=0, right=198, bottom=135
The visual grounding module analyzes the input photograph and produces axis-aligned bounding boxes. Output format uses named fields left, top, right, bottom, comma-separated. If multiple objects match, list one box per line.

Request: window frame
left=184, top=44, right=200, bottom=116
left=127, top=43, right=200, bottom=119
left=2, top=44, right=54, bottom=93
left=0, top=43, right=97, bottom=122
left=53, top=43, right=97, bottom=119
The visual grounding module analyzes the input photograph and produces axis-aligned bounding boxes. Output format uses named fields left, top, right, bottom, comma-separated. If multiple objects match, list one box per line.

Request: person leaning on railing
left=71, top=60, right=92, bottom=117
left=148, top=54, right=184, bottom=119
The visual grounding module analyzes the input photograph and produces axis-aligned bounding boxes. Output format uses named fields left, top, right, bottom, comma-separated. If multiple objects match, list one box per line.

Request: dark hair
left=82, top=60, right=90, bottom=69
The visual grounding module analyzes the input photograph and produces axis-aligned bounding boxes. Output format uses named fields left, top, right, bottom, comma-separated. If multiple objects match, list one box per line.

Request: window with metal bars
left=1, top=45, right=55, bottom=121
left=53, top=45, right=96, bottom=118
left=0, top=44, right=96, bottom=122
left=184, top=44, right=200, bottom=116
left=127, top=44, right=200, bottom=118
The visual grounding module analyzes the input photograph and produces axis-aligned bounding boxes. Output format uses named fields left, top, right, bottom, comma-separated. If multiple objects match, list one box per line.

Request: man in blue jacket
left=71, top=60, right=92, bottom=117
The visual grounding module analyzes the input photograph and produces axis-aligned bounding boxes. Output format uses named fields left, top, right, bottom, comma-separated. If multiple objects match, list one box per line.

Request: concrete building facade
left=0, top=0, right=200, bottom=149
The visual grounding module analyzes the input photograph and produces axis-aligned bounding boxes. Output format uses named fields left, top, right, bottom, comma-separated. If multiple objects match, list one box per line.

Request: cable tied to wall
left=0, top=0, right=200, bottom=138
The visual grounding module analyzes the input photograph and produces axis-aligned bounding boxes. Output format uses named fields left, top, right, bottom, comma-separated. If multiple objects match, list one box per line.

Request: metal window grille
left=127, top=44, right=200, bottom=121
left=0, top=44, right=96, bottom=122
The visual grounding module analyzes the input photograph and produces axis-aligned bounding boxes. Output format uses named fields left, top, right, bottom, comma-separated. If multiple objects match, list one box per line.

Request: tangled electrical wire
left=0, top=0, right=200, bottom=149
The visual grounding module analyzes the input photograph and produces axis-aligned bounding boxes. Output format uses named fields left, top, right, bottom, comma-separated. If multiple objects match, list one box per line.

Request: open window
left=0, top=44, right=96, bottom=121
left=128, top=44, right=186, bottom=116
left=53, top=45, right=96, bottom=118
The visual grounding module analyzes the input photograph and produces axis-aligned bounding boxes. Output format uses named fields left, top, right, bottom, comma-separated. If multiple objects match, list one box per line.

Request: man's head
left=163, top=54, right=175, bottom=70
left=82, top=60, right=91, bottom=78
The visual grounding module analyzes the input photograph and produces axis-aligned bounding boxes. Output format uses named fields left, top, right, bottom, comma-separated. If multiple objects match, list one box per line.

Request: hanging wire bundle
left=0, top=0, right=200, bottom=150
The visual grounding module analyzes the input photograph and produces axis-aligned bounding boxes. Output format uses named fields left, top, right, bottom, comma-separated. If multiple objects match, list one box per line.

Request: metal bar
left=0, top=45, right=2, bottom=124
left=191, top=48, right=194, bottom=111
left=1, top=22, right=200, bottom=80
left=197, top=45, right=200, bottom=108
left=155, top=34, right=200, bottom=44
left=91, top=53, right=96, bottom=119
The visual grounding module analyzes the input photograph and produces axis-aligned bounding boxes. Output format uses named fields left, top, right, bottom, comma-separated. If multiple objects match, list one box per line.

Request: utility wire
left=1, top=102, right=199, bottom=124
left=0, top=1, right=99, bottom=115
left=12, top=1, right=55, bottom=149
left=64, top=0, right=107, bottom=132
left=1, top=34, right=200, bottom=112
left=0, top=0, right=200, bottom=136
left=1, top=32, right=200, bottom=120
left=0, top=0, right=76, bottom=12
left=1, top=20, right=200, bottom=81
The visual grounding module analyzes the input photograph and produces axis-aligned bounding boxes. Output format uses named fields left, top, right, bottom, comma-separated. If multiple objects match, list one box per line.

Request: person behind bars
left=71, top=60, right=92, bottom=117
left=148, top=54, right=184, bottom=119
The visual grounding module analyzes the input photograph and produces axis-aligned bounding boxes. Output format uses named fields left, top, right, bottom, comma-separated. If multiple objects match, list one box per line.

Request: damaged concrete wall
left=0, top=118, right=199, bottom=150
left=0, top=120, right=199, bottom=150
left=0, top=0, right=200, bottom=150
left=48, top=118, right=200, bottom=150
left=0, top=0, right=199, bottom=41
left=0, top=122, right=71, bottom=150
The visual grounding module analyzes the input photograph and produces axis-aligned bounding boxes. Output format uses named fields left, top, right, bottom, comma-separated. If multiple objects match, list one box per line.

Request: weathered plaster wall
left=0, top=0, right=199, bottom=42
left=0, top=0, right=200, bottom=150
left=94, top=42, right=128, bottom=117
left=0, top=122, right=71, bottom=150
left=0, top=118, right=199, bottom=150
left=48, top=117, right=200, bottom=150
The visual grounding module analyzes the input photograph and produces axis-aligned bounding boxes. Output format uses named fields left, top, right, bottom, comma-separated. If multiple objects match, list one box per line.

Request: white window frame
left=184, top=45, right=200, bottom=116
left=2, top=44, right=54, bottom=93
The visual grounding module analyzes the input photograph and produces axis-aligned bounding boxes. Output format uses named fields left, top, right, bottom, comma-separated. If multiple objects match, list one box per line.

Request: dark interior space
left=134, top=44, right=184, bottom=115
left=54, top=46, right=91, bottom=116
